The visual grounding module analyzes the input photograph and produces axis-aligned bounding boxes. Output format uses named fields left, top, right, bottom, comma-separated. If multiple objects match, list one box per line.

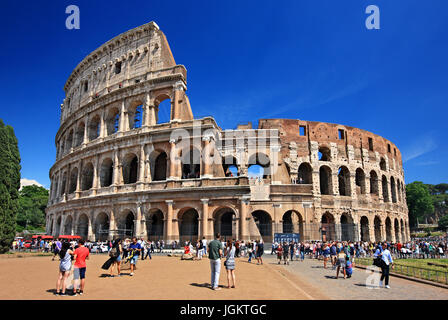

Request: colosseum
left=45, top=21, right=410, bottom=244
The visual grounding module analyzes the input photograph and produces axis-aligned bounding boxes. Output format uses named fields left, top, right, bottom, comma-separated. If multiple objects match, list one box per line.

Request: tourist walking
left=73, top=239, right=90, bottom=296
left=55, top=242, right=74, bottom=296
left=282, top=242, right=289, bottom=265
left=129, top=237, right=142, bottom=276
left=52, top=239, right=62, bottom=261
left=109, top=239, right=123, bottom=277
left=377, top=243, right=394, bottom=288
left=256, top=239, right=264, bottom=265
left=224, top=240, right=236, bottom=288
left=335, top=248, right=346, bottom=279
left=208, top=233, right=223, bottom=290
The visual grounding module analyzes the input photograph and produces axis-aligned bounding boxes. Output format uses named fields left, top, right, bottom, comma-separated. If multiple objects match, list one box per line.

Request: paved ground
left=1, top=252, right=446, bottom=300
left=265, top=254, right=448, bottom=300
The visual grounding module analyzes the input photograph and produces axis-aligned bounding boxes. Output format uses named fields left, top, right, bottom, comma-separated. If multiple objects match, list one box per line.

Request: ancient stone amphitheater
left=46, top=21, right=410, bottom=244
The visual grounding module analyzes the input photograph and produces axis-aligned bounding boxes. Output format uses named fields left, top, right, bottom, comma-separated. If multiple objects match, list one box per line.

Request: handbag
left=373, top=257, right=383, bottom=267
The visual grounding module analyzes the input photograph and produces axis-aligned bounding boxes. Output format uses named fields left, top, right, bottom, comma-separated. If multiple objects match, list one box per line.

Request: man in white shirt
left=202, top=237, right=207, bottom=255
left=379, top=243, right=394, bottom=288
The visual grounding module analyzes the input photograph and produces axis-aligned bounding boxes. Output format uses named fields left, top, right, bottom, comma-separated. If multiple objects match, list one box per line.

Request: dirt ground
left=0, top=254, right=329, bottom=300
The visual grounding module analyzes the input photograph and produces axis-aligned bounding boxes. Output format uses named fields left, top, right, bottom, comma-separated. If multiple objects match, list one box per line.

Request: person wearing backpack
left=109, top=239, right=123, bottom=277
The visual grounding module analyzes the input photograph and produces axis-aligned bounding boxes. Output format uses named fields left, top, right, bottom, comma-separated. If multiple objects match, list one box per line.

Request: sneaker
left=385, top=285, right=390, bottom=289
left=79, top=290, right=84, bottom=295
left=59, top=292, right=67, bottom=296
left=213, top=287, right=221, bottom=291
left=53, top=291, right=60, bottom=296
left=130, top=272, right=134, bottom=276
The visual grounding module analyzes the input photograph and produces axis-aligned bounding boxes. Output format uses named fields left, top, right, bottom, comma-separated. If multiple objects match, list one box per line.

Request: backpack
left=109, top=247, right=118, bottom=258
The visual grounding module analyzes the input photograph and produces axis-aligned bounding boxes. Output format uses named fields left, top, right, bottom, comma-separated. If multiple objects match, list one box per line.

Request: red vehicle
left=23, top=240, right=32, bottom=249
left=32, top=235, right=53, bottom=240
left=58, top=235, right=81, bottom=240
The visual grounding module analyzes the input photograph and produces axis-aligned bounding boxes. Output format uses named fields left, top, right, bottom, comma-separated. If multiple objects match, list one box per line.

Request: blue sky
left=1, top=0, right=447, bottom=188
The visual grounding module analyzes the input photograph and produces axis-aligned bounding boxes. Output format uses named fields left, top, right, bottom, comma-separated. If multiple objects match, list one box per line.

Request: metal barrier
left=354, top=257, right=448, bottom=285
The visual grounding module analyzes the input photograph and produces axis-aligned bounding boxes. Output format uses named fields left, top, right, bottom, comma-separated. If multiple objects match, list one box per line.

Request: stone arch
left=128, top=100, right=144, bottom=130
left=360, top=216, right=370, bottom=242
left=282, top=210, right=303, bottom=235
left=385, top=217, right=392, bottom=242
left=122, top=153, right=138, bottom=184
left=88, top=114, right=101, bottom=141
left=251, top=210, right=273, bottom=243
left=298, top=162, right=312, bottom=184
left=213, top=207, right=237, bottom=241
left=77, top=214, right=89, bottom=239
left=178, top=207, right=199, bottom=244
left=63, top=215, right=73, bottom=235
left=390, top=177, right=397, bottom=203
left=370, top=170, right=379, bottom=195
left=81, top=162, right=94, bottom=191
left=118, top=209, right=135, bottom=238
left=56, top=215, right=62, bottom=236
left=318, top=146, right=331, bottom=161
left=222, top=155, right=239, bottom=177
left=319, top=165, right=332, bottom=195
left=340, top=213, right=355, bottom=241
left=74, top=122, right=85, bottom=147
left=355, top=168, right=366, bottom=195
left=69, top=167, right=78, bottom=193
left=154, top=93, right=172, bottom=124
left=94, top=212, right=110, bottom=241
left=146, top=209, right=165, bottom=241
left=394, top=218, right=400, bottom=242
left=400, top=219, right=405, bottom=242
left=181, top=147, right=201, bottom=179
left=151, top=150, right=168, bottom=181
left=66, top=129, right=74, bottom=151
left=338, top=166, right=351, bottom=196
left=374, top=216, right=382, bottom=242
left=100, top=158, right=114, bottom=187
left=247, top=152, right=271, bottom=179
left=380, top=157, right=387, bottom=171
left=321, top=212, right=336, bottom=241
left=106, top=106, right=120, bottom=136
left=60, top=172, right=68, bottom=196
left=382, top=175, right=389, bottom=202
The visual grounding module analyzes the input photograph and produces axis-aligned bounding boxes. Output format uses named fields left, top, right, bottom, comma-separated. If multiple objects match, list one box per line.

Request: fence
left=354, top=257, right=448, bottom=285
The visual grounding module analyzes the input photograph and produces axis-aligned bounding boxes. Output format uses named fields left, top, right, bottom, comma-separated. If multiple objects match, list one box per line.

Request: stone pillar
left=165, top=200, right=174, bottom=242
left=100, top=109, right=106, bottom=138
left=391, top=222, right=396, bottom=243
left=201, top=199, right=209, bottom=240
left=109, top=208, right=116, bottom=240
left=119, top=100, right=126, bottom=133
left=137, top=144, right=146, bottom=189
left=332, top=172, right=339, bottom=196
left=202, top=136, right=212, bottom=178
left=83, top=116, right=88, bottom=146
left=92, top=157, right=99, bottom=196
left=368, top=217, right=375, bottom=243
left=239, top=197, right=250, bottom=241
left=169, top=139, right=178, bottom=179
left=87, top=214, right=94, bottom=241
left=172, top=81, right=186, bottom=121
left=135, top=202, right=142, bottom=238
left=312, top=170, right=320, bottom=195
left=350, top=173, right=357, bottom=199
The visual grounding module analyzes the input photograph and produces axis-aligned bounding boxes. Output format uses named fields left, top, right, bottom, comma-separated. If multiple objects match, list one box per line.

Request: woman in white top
left=224, top=240, right=236, bottom=289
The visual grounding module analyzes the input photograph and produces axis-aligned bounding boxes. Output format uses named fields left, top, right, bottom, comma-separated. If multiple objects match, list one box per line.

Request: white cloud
left=20, top=178, right=45, bottom=190
left=402, top=132, right=438, bottom=163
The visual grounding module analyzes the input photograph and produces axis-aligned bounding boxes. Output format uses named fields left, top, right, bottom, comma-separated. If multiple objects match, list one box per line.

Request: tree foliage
left=406, top=181, right=434, bottom=228
left=0, top=119, right=21, bottom=253
left=438, top=215, right=448, bottom=230
left=17, top=185, right=48, bottom=230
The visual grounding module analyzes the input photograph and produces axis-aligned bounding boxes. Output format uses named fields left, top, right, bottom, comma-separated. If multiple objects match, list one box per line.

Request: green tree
left=0, top=119, right=21, bottom=253
left=406, top=181, right=434, bottom=228
left=438, top=215, right=448, bottom=229
left=17, top=185, right=48, bottom=230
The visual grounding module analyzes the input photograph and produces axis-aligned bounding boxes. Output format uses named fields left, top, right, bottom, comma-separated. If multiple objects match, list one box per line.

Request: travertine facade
left=46, top=22, right=410, bottom=243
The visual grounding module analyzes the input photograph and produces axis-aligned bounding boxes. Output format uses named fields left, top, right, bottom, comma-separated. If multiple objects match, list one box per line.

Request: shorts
left=115, top=255, right=122, bottom=262
left=256, top=251, right=263, bottom=258
left=130, top=256, right=139, bottom=265
left=73, top=267, right=86, bottom=280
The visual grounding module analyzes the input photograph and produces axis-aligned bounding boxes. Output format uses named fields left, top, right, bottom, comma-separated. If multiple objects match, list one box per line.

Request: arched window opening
left=123, top=154, right=138, bottom=184
left=318, top=147, right=331, bottom=161
left=179, top=209, right=199, bottom=243
left=382, top=175, right=389, bottom=202
left=380, top=158, right=387, bottom=171
left=355, top=168, right=366, bottom=195
left=338, top=166, right=351, bottom=196
left=88, top=115, right=101, bottom=141
left=248, top=153, right=270, bottom=180
left=391, top=177, right=397, bottom=203
left=153, top=152, right=167, bottom=181
left=360, top=216, right=370, bottom=242
left=370, top=171, right=379, bottom=195
left=81, top=163, right=94, bottom=191
left=74, top=123, right=85, bottom=147
left=106, top=108, right=120, bottom=136
left=129, top=104, right=143, bottom=129
left=100, top=158, right=114, bottom=187
left=251, top=210, right=272, bottom=243
left=213, top=208, right=236, bottom=241
left=69, top=168, right=78, bottom=193
left=156, top=98, right=171, bottom=124
left=374, top=216, right=382, bottom=242
left=182, top=148, right=201, bottom=179
left=146, top=210, right=164, bottom=241
left=319, top=166, right=332, bottom=195
left=298, top=163, right=312, bottom=184
left=321, top=212, right=336, bottom=241
left=222, top=156, right=239, bottom=177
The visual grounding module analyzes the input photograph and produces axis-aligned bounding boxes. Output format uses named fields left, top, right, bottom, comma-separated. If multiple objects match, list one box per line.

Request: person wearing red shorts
left=73, top=239, right=90, bottom=296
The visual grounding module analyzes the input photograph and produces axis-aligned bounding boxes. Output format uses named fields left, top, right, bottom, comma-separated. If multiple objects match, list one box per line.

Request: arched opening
left=95, top=213, right=110, bottom=241
left=100, top=158, right=114, bottom=187
left=122, top=153, right=138, bottom=184
left=282, top=210, right=303, bottom=235
left=222, top=156, right=239, bottom=177
left=248, top=153, right=270, bottom=180
left=128, top=103, right=143, bottom=129
left=400, top=219, right=405, bottom=242
left=394, top=218, right=400, bottom=242
left=74, top=122, right=85, bottom=147
left=385, top=217, right=392, bottom=242
left=370, top=170, right=379, bottom=195
left=338, top=166, right=351, bottom=196
left=360, top=216, right=370, bottom=242
left=118, top=210, right=135, bottom=238
left=60, top=172, right=67, bottom=196
left=380, top=158, right=387, bottom=171
left=340, top=213, right=355, bottom=241
left=155, top=96, right=171, bottom=124
left=318, top=147, right=331, bottom=161
left=251, top=210, right=272, bottom=243
left=106, top=108, right=120, bottom=136
left=77, top=214, right=89, bottom=240
left=298, top=163, right=312, bottom=184
left=181, top=147, right=201, bottom=179
left=88, top=115, right=101, bottom=141
left=390, top=177, right=397, bottom=203
left=179, top=208, right=199, bottom=244
left=153, top=152, right=167, bottom=181
left=321, top=212, right=336, bottom=241
left=69, top=168, right=78, bottom=193
left=382, top=175, right=389, bottom=202
left=63, top=216, right=73, bottom=235
left=374, top=216, right=382, bottom=242
left=355, top=168, right=366, bottom=195
left=66, top=130, right=73, bottom=151
left=56, top=216, right=62, bottom=236
left=213, top=207, right=236, bottom=241
left=81, top=162, right=94, bottom=191
left=397, top=181, right=402, bottom=202
left=146, top=209, right=164, bottom=241
left=319, top=165, right=332, bottom=195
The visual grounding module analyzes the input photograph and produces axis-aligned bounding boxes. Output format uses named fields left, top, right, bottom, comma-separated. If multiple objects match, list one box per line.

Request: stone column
left=172, top=81, right=186, bottom=121
left=201, top=199, right=209, bottom=240
left=368, top=217, right=375, bottom=243
left=169, top=139, right=178, bottom=180
left=239, top=197, right=250, bottom=241
left=137, top=145, right=146, bottom=189
left=92, top=156, right=99, bottom=196
left=312, top=170, right=320, bottom=195
left=202, top=136, right=212, bottom=178
left=100, top=109, right=106, bottom=138
left=135, top=202, right=142, bottom=238
left=83, top=116, right=88, bottom=146
left=391, top=222, right=396, bottom=243
left=108, top=208, right=116, bottom=240
left=87, top=213, right=94, bottom=241
left=119, top=100, right=126, bottom=133
left=332, top=172, right=339, bottom=196
left=165, top=200, right=174, bottom=242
